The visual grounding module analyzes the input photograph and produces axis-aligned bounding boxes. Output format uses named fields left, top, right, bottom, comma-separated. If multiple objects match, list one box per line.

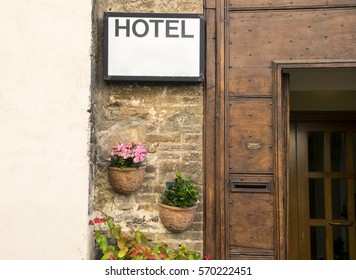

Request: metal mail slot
left=230, top=175, right=272, bottom=193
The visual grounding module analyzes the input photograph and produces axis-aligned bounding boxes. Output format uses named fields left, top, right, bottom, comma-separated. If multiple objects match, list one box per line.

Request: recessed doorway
left=285, top=67, right=356, bottom=259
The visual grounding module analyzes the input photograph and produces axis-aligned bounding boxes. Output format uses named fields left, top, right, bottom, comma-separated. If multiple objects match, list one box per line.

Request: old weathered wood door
left=204, top=0, right=356, bottom=259
left=289, top=120, right=356, bottom=259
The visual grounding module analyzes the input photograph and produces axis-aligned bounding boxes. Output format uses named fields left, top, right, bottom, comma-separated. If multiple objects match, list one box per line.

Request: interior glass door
left=294, top=122, right=356, bottom=259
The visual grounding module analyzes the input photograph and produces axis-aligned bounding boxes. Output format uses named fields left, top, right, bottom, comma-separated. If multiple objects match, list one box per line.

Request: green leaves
left=117, top=239, right=126, bottom=250
left=118, top=248, right=128, bottom=259
left=160, top=172, right=198, bottom=208
left=135, top=230, right=148, bottom=244
left=91, top=217, right=202, bottom=260
left=110, top=156, right=142, bottom=168
left=95, top=233, right=108, bottom=253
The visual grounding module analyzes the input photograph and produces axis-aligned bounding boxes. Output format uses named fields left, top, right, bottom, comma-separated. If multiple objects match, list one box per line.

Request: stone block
left=156, top=151, right=181, bottom=160
left=144, top=164, right=157, bottom=174
left=159, top=143, right=197, bottom=151
left=145, top=133, right=182, bottom=143
left=135, top=194, right=157, bottom=204
left=182, top=133, right=203, bottom=143
left=181, top=151, right=202, bottom=162
left=137, top=203, right=156, bottom=212
left=189, top=222, right=204, bottom=231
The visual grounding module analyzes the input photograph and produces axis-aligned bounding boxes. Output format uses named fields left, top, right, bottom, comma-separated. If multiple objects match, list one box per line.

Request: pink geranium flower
left=109, top=142, right=147, bottom=168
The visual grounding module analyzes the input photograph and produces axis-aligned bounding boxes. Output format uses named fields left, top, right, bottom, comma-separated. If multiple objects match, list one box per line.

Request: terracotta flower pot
left=158, top=202, right=197, bottom=232
left=108, top=166, right=145, bottom=194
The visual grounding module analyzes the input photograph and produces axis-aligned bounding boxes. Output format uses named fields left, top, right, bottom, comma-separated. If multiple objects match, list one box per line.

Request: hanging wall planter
left=159, top=172, right=199, bottom=232
left=107, top=142, right=147, bottom=195
left=108, top=166, right=146, bottom=194
left=158, top=203, right=197, bottom=232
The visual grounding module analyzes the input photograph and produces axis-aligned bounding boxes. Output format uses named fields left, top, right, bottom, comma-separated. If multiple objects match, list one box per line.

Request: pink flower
left=129, top=249, right=140, bottom=258
left=159, top=253, right=165, bottom=259
left=92, top=218, right=105, bottom=224
left=110, top=142, right=148, bottom=168
left=109, top=253, right=115, bottom=260
left=203, top=255, right=211, bottom=260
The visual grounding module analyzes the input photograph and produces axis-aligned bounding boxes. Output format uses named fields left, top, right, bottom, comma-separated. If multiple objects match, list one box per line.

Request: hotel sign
left=104, top=13, right=205, bottom=82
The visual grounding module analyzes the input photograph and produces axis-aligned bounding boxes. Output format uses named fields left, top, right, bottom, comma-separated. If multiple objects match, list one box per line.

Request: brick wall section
left=91, top=0, right=204, bottom=254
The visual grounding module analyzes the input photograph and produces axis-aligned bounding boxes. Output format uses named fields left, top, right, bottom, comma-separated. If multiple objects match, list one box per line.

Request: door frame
left=203, top=0, right=227, bottom=259
left=272, top=60, right=356, bottom=259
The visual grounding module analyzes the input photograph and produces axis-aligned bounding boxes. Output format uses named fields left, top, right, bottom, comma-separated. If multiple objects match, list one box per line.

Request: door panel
left=228, top=98, right=273, bottom=173
left=289, top=121, right=356, bottom=259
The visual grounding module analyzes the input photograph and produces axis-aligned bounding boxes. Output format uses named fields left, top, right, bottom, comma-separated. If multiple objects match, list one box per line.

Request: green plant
left=109, top=142, right=147, bottom=168
left=160, top=172, right=199, bottom=208
left=90, top=217, right=202, bottom=260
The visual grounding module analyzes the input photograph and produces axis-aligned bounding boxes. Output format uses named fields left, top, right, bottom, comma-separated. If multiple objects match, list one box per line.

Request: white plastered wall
left=0, top=0, right=92, bottom=259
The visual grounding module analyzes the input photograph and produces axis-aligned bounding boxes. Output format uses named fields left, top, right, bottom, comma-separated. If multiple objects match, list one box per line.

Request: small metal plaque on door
left=247, top=143, right=261, bottom=150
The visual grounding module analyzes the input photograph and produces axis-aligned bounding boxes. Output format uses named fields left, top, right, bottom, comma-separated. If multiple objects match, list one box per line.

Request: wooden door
left=289, top=121, right=356, bottom=259
left=204, top=0, right=356, bottom=259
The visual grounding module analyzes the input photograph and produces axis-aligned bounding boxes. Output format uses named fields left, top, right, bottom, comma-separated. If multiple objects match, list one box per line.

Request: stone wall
left=91, top=0, right=204, bottom=255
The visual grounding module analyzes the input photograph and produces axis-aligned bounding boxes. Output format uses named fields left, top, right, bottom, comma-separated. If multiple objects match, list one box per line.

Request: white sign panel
left=104, top=13, right=204, bottom=82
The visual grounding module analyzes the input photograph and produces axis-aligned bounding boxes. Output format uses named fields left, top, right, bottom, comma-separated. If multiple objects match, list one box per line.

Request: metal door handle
left=328, top=221, right=354, bottom=227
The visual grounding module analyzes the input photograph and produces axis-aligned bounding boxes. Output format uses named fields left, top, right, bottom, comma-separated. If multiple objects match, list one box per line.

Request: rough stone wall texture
left=91, top=0, right=204, bottom=255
